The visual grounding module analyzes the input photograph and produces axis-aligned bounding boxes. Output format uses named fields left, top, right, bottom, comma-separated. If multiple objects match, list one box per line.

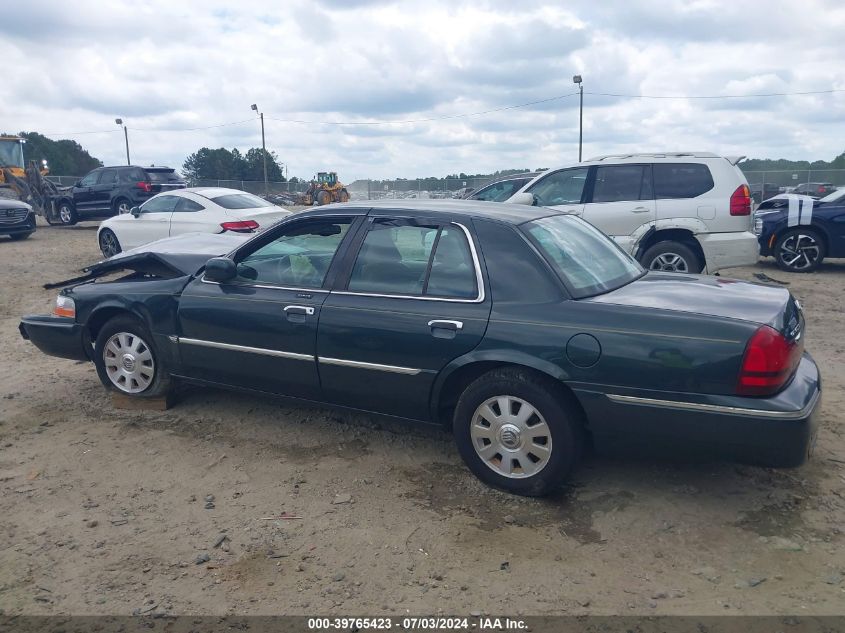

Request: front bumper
left=698, top=230, right=759, bottom=273
left=0, top=211, right=36, bottom=235
left=19, top=315, right=91, bottom=361
left=577, top=353, right=822, bottom=468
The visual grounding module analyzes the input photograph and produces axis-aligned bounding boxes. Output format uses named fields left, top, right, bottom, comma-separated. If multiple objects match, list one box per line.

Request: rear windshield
left=522, top=215, right=643, bottom=298
left=211, top=193, right=274, bottom=209
left=146, top=170, right=183, bottom=182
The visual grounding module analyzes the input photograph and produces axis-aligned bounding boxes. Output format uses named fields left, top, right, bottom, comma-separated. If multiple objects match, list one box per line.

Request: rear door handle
left=428, top=320, right=463, bottom=331
left=284, top=305, right=315, bottom=316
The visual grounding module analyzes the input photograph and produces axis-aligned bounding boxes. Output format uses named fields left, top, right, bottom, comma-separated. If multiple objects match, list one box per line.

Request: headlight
left=52, top=295, right=76, bottom=319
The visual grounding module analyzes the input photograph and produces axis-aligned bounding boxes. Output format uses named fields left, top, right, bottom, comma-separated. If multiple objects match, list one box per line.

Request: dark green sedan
left=20, top=201, right=821, bottom=496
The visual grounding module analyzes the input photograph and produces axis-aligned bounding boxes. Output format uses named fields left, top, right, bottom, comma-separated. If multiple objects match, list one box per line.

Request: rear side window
left=590, top=165, right=651, bottom=203
left=653, top=163, right=714, bottom=199
left=145, top=170, right=182, bottom=183
left=212, top=193, right=274, bottom=209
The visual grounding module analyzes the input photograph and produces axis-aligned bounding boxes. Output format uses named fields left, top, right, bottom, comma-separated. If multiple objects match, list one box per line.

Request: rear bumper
left=19, top=315, right=91, bottom=361
left=577, top=353, right=822, bottom=467
left=698, top=230, right=759, bottom=273
left=0, top=211, right=36, bottom=235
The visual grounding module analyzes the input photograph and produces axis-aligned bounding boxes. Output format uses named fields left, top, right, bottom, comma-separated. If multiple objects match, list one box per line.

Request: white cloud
left=0, top=0, right=843, bottom=180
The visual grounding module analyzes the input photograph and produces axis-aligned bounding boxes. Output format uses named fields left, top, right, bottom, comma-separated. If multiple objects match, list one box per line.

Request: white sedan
left=97, top=187, right=292, bottom=258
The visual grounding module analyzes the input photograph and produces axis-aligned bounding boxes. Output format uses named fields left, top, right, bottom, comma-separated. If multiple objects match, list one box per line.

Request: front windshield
left=522, top=214, right=644, bottom=298
left=819, top=188, right=845, bottom=203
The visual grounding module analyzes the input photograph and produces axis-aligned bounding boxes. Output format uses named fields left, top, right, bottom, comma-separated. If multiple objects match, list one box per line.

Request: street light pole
left=251, top=104, right=269, bottom=196
left=115, top=118, right=130, bottom=165
left=572, top=75, right=583, bottom=162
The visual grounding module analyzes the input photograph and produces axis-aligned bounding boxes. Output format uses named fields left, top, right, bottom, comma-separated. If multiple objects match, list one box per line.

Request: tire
left=113, top=198, right=132, bottom=215
left=93, top=315, right=171, bottom=398
left=453, top=368, right=583, bottom=496
left=98, top=228, right=122, bottom=258
left=316, top=190, right=331, bottom=206
left=9, top=232, right=33, bottom=241
left=57, top=201, right=78, bottom=226
left=774, top=228, right=825, bottom=273
left=640, top=240, right=702, bottom=273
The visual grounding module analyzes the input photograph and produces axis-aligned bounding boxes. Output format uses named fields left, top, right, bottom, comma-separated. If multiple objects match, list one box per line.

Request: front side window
left=523, top=214, right=643, bottom=298
left=348, top=220, right=477, bottom=298
left=591, top=165, right=650, bottom=203
left=526, top=168, right=588, bottom=206
left=235, top=218, right=352, bottom=288
left=653, top=163, right=714, bottom=199
left=212, top=193, right=274, bottom=209
left=140, top=195, right=179, bottom=213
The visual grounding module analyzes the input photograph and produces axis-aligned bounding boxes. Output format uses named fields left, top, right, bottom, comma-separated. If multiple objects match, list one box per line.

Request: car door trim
left=317, top=356, right=423, bottom=375
left=178, top=337, right=314, bottom=361
left=606, top=391, right=819, bottom=420
left=334, top=222, right=485, bottom=303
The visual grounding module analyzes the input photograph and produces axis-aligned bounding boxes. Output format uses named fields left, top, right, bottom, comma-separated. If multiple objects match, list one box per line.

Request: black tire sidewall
left=93, top=316, right=169, bottom=397
left=774, top=229, right=824, bottom=273
left=641, top=241, right=702, bottom=273
left=453, top=369, right=581, bottom=496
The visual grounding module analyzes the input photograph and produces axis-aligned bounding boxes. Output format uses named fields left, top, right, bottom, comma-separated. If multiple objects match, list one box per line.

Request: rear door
left=581, top=163, right=655, bottom=253
left=117, top=194, right=179, bottom=249
left=523, top=167, right=589, bottom=216
left=316, top=213, right=491, bottom=420
left=176, top=214, right=362, bottom=399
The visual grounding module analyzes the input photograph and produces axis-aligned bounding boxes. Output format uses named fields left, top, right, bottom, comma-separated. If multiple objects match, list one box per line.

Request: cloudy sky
left=2, top=0, right=844, bottom=180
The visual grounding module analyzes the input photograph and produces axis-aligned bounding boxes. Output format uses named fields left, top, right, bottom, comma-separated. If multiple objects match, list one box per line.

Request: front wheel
left=98, top=228, right=122, bottom=258
left=640, top=240, right=702, bottom=273
left=774, top=228, right=825, bottom=273
left=453, top=368, right=582, bottom=496
left=93, top=316, right=171, bottom=397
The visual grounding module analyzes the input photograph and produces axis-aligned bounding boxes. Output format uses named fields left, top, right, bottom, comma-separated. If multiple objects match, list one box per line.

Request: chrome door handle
left=631, top=207, right=650, bottom=213
left=284, top=305, right=315, bottom=316
left=428, top=320, right=463, bottom=331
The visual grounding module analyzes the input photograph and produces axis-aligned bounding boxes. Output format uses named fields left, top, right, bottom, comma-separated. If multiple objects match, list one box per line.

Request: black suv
left=52, top=166, right=186, bottom=225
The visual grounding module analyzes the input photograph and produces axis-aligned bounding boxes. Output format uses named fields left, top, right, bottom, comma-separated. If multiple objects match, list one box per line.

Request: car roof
left=305, top=199, right=553, bottom=224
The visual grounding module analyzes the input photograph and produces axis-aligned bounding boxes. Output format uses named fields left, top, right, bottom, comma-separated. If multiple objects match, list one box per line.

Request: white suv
left=507, top=152, right=758, bottom=273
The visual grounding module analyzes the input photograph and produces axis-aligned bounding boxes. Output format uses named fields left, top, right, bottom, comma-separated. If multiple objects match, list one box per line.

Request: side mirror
left=507, top=192, right=536, bottom=206
left=204, top=257, right=237, bottom=283
left=130, top=206, right=141, bottom=217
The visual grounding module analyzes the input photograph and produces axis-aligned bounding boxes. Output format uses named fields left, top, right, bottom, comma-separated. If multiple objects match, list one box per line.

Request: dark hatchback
left=20, top=201, right=821, bottom=496
left=51, top=165, right=186, bottom=226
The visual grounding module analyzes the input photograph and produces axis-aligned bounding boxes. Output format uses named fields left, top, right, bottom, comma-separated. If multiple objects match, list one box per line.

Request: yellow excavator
left=300, top=172, right=350, bottom=206
left=0, top=135, right=60, bottom=222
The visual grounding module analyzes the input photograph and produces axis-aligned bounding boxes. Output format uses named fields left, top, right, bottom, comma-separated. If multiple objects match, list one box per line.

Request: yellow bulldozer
left=300, top=172, right=350, bottom=206
left=0, top=135, right=60, bottom=222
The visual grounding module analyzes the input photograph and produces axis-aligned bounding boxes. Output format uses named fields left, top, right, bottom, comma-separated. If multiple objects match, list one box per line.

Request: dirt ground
left=1, top=219, right=844, bottom=617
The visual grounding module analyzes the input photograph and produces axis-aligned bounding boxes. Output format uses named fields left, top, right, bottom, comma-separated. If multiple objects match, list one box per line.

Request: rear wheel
left=640, top=240, right=702, bottom=273
left=57, top=201, right=78, bottom=226
left=98, top=228, right=122, bottom=258
left=453, top=368, right=582, bottom=496
left=93, top=316, right=171, bottom=397
left=774, top=229, right=824, bottom=273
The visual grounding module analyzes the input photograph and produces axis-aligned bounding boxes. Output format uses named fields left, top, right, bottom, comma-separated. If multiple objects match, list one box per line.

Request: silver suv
left=507, top=152, right=758, bottom=273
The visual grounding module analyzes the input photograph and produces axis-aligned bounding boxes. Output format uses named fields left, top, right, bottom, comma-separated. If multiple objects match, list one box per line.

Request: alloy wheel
left=648, top=252, right=689, bottom=273
left=779, top=233, right=820, bottom=271
left=103, top=332, right=155, bottom=394
left=470, top=395, right=553, bottom=479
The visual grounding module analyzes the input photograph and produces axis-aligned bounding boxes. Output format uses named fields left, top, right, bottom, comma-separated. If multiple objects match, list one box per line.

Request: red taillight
left=730, top=184, right=751, bottom=216
left=135, top=181, right=152, bottom=193
left=220, top=220, right=259, bottom=232
left=737, top=325, right=803, bottom=396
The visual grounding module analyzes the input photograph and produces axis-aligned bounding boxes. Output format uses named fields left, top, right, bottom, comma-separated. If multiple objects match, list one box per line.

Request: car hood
left=44, top=232, right=250, bottom=289
left=587, top=272, right=798, bottom=331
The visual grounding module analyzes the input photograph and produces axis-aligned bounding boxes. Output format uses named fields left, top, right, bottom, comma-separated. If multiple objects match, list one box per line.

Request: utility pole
left=573, top=75, right=583, bottom=162
left=115, top=118, right=130, bottom=165
left=251, top=104, right=269, bottom=195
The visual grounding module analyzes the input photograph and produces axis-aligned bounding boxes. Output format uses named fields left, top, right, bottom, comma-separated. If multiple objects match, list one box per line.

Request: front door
left=176, top=214, right=362, bottom=399
left=117, top=194, right=180, bottom=250
left=316, top=215, right=491, bottom=420
left=581, top=163, right=656, bottom=254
